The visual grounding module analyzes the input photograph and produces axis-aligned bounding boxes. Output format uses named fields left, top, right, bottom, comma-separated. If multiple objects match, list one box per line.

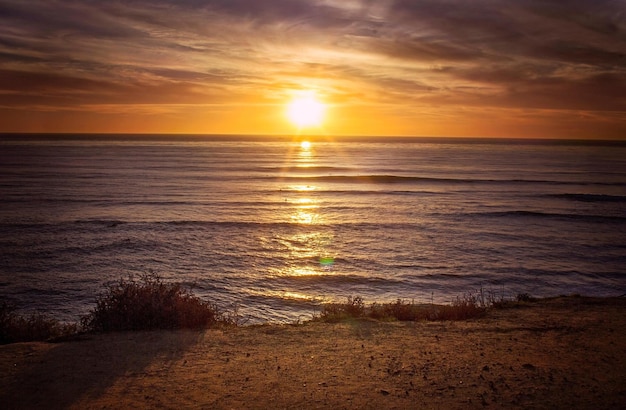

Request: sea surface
left=1, top=134, right=625, bottom=323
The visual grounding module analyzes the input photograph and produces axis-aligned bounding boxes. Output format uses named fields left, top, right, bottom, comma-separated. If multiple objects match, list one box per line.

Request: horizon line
left=2, top=132, right=625, bottom=143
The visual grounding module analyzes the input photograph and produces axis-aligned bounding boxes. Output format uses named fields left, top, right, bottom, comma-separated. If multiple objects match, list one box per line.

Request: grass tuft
left=430, top=294, right=486, bottom=320
left=369, top=299, right=432, bottom=321
left=81, top=272, right=232, bottom=332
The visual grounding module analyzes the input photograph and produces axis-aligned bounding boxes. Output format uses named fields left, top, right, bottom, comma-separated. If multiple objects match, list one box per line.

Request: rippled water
left=1, top=135, right=625, bottom=322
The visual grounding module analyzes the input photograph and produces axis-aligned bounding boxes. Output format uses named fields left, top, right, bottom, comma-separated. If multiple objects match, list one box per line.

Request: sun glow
left=286, top=91, right=326, bottom=128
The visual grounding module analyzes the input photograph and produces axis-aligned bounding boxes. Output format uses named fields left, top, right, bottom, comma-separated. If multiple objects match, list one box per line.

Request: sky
left=0, top=0, right=624, bottom=139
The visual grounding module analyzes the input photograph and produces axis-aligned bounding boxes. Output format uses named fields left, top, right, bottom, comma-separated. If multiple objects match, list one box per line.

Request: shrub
left=317, top=296, right=366, bottom=322
left=82, top=273, right=230, bottom=332
left=0, top=301, right=78, bottom=344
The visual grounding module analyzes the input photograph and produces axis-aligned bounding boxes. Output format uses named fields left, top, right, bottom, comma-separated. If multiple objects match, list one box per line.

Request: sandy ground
left=1, top=296, right=625, bottom=409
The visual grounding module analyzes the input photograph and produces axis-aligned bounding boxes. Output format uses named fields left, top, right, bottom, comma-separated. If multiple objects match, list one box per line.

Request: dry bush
left=82, top=273, right=231, bottom=332
left=0, top=301, right=78, bottom=344
left=317, top=296, right=366, bottom=322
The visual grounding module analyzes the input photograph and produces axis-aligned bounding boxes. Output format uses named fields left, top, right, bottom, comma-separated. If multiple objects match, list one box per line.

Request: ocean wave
left=547, top=193, right=626, bottom=203
left=470, top=210, right=626, bottom=222
left=73, top=219, right=128, bottom=227
left=276, top=273, right=403, bottom=287
left=260, top=166, right=353, bottom=173
left=297, top=189, right=443, bottom=196
left=0, top=220, right=421, bottom=231
left=244, top=292, right=323, bottom=307
left=279, top=175, right=463, bottom=184
left=273, top=174, right=625, bottom=186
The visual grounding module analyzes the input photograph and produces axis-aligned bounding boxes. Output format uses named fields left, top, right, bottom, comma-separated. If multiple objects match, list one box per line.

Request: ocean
left=1, top=134, right=625, bottom=323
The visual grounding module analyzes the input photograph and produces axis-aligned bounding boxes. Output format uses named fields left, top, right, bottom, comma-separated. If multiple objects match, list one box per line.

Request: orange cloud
left=0, top=0, right=624, bottom=139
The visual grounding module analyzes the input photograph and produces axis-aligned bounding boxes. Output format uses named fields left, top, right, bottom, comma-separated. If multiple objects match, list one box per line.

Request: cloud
left=0, top=0, right=624, bottom=136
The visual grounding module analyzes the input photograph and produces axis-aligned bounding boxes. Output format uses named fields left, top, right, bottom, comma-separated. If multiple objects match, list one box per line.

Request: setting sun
left=286, top=92, right=325, bottom=129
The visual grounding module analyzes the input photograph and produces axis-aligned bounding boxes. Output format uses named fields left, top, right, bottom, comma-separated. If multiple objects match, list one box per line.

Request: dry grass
left=0, top=301, right=78, bottom=344
left=314, top=289, right=511, bottom=323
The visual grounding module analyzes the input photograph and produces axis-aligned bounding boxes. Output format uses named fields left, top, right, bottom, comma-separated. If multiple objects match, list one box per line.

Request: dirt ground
left=1, top=296, right=625, bottom=409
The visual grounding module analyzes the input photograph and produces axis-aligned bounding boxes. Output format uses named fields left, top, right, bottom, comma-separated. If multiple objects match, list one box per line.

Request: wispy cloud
left=0, top=0, right=624, bottom=137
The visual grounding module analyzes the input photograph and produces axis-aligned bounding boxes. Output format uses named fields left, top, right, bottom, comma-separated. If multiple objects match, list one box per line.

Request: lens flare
left=319, top=256, right=335, bottom=270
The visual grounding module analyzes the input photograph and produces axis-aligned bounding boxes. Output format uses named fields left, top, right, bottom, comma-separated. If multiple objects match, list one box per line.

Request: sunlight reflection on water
left=2, top=137, right=625, bottom=323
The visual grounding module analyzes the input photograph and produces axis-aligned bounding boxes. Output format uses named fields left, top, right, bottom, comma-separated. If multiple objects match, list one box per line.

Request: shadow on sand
left=0, top=330, right=203, bottom=409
